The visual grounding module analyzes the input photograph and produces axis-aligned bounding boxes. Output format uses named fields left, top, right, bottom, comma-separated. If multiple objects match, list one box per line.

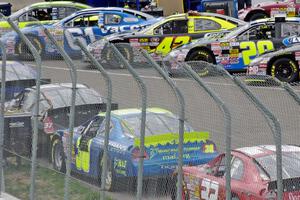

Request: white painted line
left=28, top=64, right=300, bottom=92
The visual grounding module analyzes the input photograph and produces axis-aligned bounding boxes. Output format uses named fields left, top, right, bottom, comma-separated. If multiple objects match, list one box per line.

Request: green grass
left=4, top=160, right=112, bottom=200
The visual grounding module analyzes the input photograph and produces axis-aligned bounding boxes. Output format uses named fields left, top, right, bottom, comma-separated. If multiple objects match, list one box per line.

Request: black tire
left=16, top=35, right=44, bottom=60
left=52, top=139, right=66, bottom=173
left=98, top=156, right=116, bottom=192
left=270, top=57, right=299, bottom=83
left=186, top=49, right=215, bottom=77
left=249, top=12, right=268, bottom=21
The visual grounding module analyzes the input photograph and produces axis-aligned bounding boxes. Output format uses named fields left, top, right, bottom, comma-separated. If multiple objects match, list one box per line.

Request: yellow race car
left=0, top=1, right=91, bottom=34
left=86, top=11, right=247, bottom=61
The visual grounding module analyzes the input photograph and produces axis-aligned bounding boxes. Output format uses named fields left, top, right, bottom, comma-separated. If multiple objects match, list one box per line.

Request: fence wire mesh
left=0, top=14, right=299, bottom=200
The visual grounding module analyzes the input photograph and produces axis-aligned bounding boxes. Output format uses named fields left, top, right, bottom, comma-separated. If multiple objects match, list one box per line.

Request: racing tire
left=52, top=139, right=66, bottom=173
left=186, top=49, right=215, bottom=77
left=16, top=35, right=44, bottom=61
left=270, top=57, right=299, bottom=83
left=102, top=45, right=133, bottom=69
left=249, top=12, right=268, bottom=21
left=98, top=156, right=117, bottom=192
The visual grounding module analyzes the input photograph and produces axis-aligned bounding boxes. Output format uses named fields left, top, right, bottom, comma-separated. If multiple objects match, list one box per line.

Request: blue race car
left=1, top=7, right=159, bottom=59
left=51, top=108, right=217, bottom=191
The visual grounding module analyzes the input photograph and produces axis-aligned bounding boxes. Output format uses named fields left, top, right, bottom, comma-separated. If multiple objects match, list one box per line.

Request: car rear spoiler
left=268, top=177, right=300, bottom=192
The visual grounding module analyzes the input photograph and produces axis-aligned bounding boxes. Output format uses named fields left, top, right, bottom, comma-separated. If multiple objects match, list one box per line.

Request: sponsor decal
left=283, top=36, right=300, bottom=46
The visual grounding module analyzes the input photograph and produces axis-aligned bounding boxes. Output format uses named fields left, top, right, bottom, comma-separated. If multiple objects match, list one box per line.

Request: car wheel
left=249, top=12, right=268, bottom=21
left=98, top=156, right=116, bottom=192
left=186, top=49, right=215, bottom=77
left=52, top=139, right=66, bottom=173
left=270, top=57, right=299, bottom=82
left=16, top=35, right=44, bottom=60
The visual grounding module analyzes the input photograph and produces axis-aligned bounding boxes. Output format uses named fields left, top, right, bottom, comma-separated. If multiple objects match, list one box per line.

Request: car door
left=220, top=24, right=275, bottom=71
left=63, top=12, right=101, bottom=55
left=74, top=116, right=104, bottom=174
left=128, top=19, right=191, bottom=56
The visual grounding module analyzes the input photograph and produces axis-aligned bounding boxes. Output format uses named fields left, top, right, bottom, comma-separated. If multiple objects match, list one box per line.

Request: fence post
left=0, top=41, right=6, bottom=197
left=6, top=17, right=42, bottom=200
left=74, top=39, right=113, bottom=200
left=211, top=63, right=283, bottom=200
left=139, top=49, right=185, bottom=200
left=182, top=63, right=232, bottom=200
left=109, top=43, right=147, bottom=200
left=42, top=28, right=77, bottom=200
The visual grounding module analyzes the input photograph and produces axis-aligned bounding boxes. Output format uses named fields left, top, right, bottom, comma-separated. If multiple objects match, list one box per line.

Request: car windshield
left=121, top=112, right=193, bottom=137
left=256, top=152, right=300, bottom=180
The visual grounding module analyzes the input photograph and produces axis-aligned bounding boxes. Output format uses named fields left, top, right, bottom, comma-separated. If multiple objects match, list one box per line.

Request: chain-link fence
left=0, top=14, right=299, bottom=200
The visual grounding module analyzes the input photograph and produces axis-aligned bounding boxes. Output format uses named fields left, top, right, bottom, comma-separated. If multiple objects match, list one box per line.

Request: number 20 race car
left=179, top=145, right=300, bottom=200
left=165, top=17, right=300, bottom=82
left=0, top=7, right=159, bottom=59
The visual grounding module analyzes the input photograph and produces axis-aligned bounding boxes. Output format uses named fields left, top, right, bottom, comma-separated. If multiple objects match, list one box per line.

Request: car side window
left=97, top=119, right=114, bottom=137
left=194, top=18, right=221, bottom=31
left=230, top=157, right=244, bottom=180
left=50, top=7, right=77, bottom=20
left=105, top=14, right=122, bottom=25
left=65, top=14, right=99, bottom=27
left=238, top=25, right=274, bottom=40
left=84, top=116, right=104, bottom=138
left=281, top=23, right=300, bottom=37
left=154, top=20, right=188, bottom=35
left=19, top=8, right=50, bottom=22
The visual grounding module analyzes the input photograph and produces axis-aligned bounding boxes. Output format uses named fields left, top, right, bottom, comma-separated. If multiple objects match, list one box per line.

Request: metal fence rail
left=0, top=15, right=299, bottom=200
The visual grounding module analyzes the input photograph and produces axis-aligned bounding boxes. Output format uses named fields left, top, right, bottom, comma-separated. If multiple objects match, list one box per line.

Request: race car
left=51, top=108, right=218, bottom=191
left=0, top=1, right=91, bottom=35
left=165, top=17, right=300, bottom=78
left=0, top=7, right=159, bottom=59
left=85, top=11, right=246, bottom=63
left=178, top=145, right=300, bottom=200
left=4, top=83, right=107, bottom=159
left=239, top=0, right=300, bottom=21
left=248, top=39, right=300, bottom=82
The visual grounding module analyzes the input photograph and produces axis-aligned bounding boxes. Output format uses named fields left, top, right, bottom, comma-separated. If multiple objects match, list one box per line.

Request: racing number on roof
left=240, top=40, right=274, bottom=65
left=201, top=178, right=219, bottom=200
left=156, top=36, right=190, bottom=55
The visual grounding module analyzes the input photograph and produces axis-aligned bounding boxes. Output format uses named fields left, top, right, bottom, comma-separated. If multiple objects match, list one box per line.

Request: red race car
left=239, top=0, right=300, bottom=21
left=180, top=145, right=300, bottom=200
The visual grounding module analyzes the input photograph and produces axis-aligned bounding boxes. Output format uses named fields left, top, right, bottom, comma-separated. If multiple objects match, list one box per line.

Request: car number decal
left=155, top=36, right=191, bottom=55
left=65, top=27, right=96, bottom=51
left=201, top=178, right=219, bottom=200
left=240, top=40, right=274, bottom=65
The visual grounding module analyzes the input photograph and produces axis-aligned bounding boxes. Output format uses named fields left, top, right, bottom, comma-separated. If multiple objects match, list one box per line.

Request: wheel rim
left=54, top=144, right=63, bottom=169
left=191, top=52, right=212, bottom=76
left=274, top=63, right=295, bottom=81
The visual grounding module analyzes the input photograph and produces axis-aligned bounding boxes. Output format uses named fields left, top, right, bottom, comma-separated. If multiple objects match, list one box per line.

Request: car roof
left=235, top=145, right=300, bottom=158
left=28, top=83, right=88, bottom=91
left=111, top=107, right=172, bottom=117
left=30, top=1, right=91, bottom=8
left=250, top=17, right=300, bottom=25
left=77, top=7, right=155, bottom=19
left=0, top=61, right=36, bottom=81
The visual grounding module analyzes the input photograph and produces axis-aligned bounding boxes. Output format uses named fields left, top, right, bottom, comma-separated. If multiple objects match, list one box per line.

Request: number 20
left=201, top=178, right=219, bottom=200
left=240, top=41, right=274, bottom=65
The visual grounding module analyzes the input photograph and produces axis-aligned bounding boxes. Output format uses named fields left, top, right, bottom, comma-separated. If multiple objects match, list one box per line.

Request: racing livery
left=52, top=108, right=218, bottom=191
left=85, top=12, right=246, bottom=63
left=239, top=0, right=300, bottom=21
left=179, top=145, right=300, bottom=200
left=0, top=1, right=91, bottom=35
left=165, top=17, right=300, bottom=77
left=248, top=40, right=300, bottom=82
left=0, top=7, right=159, bottom=59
